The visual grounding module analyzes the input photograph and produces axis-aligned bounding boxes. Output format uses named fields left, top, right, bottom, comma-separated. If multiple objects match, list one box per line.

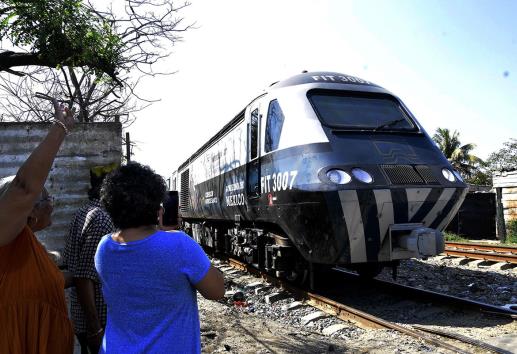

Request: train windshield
left=308, top=91, right=418, bottom=132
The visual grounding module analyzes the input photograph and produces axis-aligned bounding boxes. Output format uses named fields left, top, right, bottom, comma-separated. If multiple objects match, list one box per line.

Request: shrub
left=505, top=219, right=517, bottom=244
left=443, top=232, right=469, bottom=242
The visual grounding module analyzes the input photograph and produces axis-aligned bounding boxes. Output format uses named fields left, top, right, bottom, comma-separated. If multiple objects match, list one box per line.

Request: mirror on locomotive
left=247, top=106, right=261, bottom=199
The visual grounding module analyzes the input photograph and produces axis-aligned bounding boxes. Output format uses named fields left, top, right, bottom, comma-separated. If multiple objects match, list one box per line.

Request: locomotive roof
left=270, top=71, right=381, bottom=89
left=176, top=71, right=383, bottom=172
left=176, top=107, right=247, bottom=172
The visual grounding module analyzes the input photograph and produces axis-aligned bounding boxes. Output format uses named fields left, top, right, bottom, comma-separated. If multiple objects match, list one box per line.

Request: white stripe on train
left=421, top=188, right=456, bottom=228
left=338, top=187, right=461, bottom=263
left=437, top=188, right=468, bottom=231
left=338, top=190, right=368, bottom=263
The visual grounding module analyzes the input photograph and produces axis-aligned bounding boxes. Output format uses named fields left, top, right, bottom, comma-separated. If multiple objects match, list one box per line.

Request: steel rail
left=412, top=325, right=513, bottom=354
left=445, top=242, right=517, bottom=254
left=444, top=248, right=517, bottom=264
left=334, top=267, right=517, bottom=318
left=226, top=258, right=475, bottom=354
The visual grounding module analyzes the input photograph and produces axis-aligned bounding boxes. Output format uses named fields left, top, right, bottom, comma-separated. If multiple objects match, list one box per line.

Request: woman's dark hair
left=100, top=162, right=166, bottom=229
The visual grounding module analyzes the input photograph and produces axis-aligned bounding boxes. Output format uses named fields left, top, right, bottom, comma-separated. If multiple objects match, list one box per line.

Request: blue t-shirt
left=95, top=230, right=211, bottom=354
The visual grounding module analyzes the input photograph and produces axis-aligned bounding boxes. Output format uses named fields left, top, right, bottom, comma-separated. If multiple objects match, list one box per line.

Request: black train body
left=173, top=72, right=467, bottom=278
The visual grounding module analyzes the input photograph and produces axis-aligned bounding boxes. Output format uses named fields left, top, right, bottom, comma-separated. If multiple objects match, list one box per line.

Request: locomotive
left=172, top=71, right=467, bottom=283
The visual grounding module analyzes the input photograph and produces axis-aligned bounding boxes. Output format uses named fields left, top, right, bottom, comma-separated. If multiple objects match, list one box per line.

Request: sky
left=128, top=0, right=517, bottom=180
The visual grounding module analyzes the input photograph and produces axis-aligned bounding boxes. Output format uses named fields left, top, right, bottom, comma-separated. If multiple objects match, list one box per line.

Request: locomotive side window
left=265, top=99, right=285, bottom=153
left=247, top=108, right=261, bottom=197
left=308, top=90, right=417, bottom=132
left=250, top=109, right=259, bottom=159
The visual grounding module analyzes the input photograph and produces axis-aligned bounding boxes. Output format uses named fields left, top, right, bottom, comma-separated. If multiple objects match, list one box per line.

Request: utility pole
left=126, top=132, right=131, bottom=163
left=495, top=187, right=506, bottom=241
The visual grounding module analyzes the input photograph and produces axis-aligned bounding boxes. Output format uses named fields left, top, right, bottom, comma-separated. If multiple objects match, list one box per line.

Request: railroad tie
left=322, top=324, right=347, bottom=336
left=265, top=292, right=289, bottom=304
left=301, top=311, right=328, bottom=326
left=281, top=301, right=304, bottom=312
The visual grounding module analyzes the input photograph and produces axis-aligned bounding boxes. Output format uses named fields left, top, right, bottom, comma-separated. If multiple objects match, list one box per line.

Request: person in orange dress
left=0, top=97, right=75, bottom=354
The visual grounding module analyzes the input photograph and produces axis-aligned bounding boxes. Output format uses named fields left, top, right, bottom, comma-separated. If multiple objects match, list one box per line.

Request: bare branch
left=0, top=0, right=192, bottom=129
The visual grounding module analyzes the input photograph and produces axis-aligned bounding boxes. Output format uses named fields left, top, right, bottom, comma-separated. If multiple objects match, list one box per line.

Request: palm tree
left=432, top=128, right=483, bottom=179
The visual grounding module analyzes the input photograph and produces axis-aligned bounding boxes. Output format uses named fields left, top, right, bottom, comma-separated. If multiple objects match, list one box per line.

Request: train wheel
left=279, top=257, right=309, bottom=285
left=285, top=268, right=309, bottom=285
left=356, top=264, right=383, bottom=279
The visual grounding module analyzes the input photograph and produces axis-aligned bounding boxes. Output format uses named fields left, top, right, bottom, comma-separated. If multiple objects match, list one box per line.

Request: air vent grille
left=415, top=165, right=439, bottom=184
left=180, top=169, right=190, bottom=213
left=381, top=164, right=425, bottom=185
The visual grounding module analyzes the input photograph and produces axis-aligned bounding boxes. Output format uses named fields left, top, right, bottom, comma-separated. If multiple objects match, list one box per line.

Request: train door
left=246, top=103, right=261, bottom=202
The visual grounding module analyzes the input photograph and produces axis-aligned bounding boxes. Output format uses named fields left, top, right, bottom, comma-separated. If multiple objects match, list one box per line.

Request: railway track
left=444, top=242, right=517, bottom=264
left=334, top=267, right=517, bottom=318
left=224, top=257, right=516, bottom=354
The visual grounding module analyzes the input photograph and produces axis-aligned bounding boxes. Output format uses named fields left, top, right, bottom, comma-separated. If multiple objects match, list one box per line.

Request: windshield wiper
left=373, top=118, right=406, bottom=131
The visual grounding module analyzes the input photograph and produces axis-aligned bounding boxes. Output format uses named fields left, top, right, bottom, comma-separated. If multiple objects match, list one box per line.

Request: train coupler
left=389, top=224, right=445, bottom=259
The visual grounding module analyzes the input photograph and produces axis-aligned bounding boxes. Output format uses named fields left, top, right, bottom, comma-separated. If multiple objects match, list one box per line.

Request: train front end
left=266, top=72, right=468, bottom=274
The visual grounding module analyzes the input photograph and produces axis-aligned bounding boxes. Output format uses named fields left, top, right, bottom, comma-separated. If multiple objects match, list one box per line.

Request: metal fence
left=445, top=192, right=496, bottom=239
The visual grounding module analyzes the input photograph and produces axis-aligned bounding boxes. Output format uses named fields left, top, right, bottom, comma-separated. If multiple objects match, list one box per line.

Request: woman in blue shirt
left=95, top=163, right=224, bottom=354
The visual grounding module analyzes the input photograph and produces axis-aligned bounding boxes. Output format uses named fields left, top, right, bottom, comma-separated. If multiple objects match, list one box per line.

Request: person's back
left=94, top=163, right=224, bottom=353
left=95, top=230, right=209, bottom=353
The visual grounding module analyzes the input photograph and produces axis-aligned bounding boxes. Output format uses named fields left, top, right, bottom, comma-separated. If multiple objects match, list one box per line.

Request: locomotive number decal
left=311, top=75, right=372, bottom=85
left=260, top=170, right=298, bottom=194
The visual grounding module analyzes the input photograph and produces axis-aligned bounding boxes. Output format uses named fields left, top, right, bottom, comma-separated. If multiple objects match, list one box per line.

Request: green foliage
left=433, top=128, right=485, bottom=183
left=443, top=231, right=469, bottom=242
left=486, top=139, right=517, bottom=173
left=464, top=167, right=492, bottom=185
left=0, top=0, right=122, bottom=77
left=506, top=219, right=517, bottom=244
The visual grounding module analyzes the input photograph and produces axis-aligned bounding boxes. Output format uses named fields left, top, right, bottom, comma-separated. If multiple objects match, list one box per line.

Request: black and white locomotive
left=172, top=71, right=467, bottom=282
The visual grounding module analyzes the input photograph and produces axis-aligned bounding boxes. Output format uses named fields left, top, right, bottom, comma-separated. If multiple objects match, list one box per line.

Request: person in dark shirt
left=159, top=190, right=181, bottom=231
left=63, top=164, right=118, bottom=354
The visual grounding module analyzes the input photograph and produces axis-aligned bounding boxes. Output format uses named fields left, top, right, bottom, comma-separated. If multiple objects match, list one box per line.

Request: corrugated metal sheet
left=493, top=171, right=517, bottom=222
left=0, top=122, right=122, bottom=254
left=493, top=170, right=517, bottom=188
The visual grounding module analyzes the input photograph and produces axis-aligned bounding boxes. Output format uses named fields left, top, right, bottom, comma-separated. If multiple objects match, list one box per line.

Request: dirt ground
left=199, top=296, right=352, bottom=354
left=198, top=255, right=517, bottom=354
left=198, top=296, right=443, bottom=354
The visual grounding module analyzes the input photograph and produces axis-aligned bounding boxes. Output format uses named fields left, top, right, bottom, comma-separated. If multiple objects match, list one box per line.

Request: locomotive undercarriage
left=187, top=220, right=308, bottom=282
left=184, top=219, right=399, bottom=287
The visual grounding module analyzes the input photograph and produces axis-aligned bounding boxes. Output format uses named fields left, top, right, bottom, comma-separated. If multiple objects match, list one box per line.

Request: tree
left=465, top=161, right=492, bottom=186
left=0, top=0, right=121, bottom=79
left=0, top=66, right=145, bottom=124
left=486, top=139, right=517, bottom=173
left=0, top=0, right=192, bottom=123
left=432, top=128, right=484, bottom=182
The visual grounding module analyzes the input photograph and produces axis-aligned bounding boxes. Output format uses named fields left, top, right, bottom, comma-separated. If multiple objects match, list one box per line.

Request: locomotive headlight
left=452, top=170, right=464, bottom=182
left=351, top=168, right=373, bottom=184
left=441, top=168, right=456, bottom=182
left=326, top=169, right=352, bottom=184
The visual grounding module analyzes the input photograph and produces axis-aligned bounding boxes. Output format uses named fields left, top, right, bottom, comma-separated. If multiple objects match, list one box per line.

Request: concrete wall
left=0, top=122, right=122, bottom=254
left=493, top=170, right=517, bottom=222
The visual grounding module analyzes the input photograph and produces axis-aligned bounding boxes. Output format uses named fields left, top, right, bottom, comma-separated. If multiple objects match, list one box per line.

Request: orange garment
left=0, top=226, right=74, bottom=354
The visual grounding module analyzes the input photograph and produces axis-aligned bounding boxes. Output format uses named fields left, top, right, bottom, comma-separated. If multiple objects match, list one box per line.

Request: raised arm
left=0, top=99, right=74, bottom=246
